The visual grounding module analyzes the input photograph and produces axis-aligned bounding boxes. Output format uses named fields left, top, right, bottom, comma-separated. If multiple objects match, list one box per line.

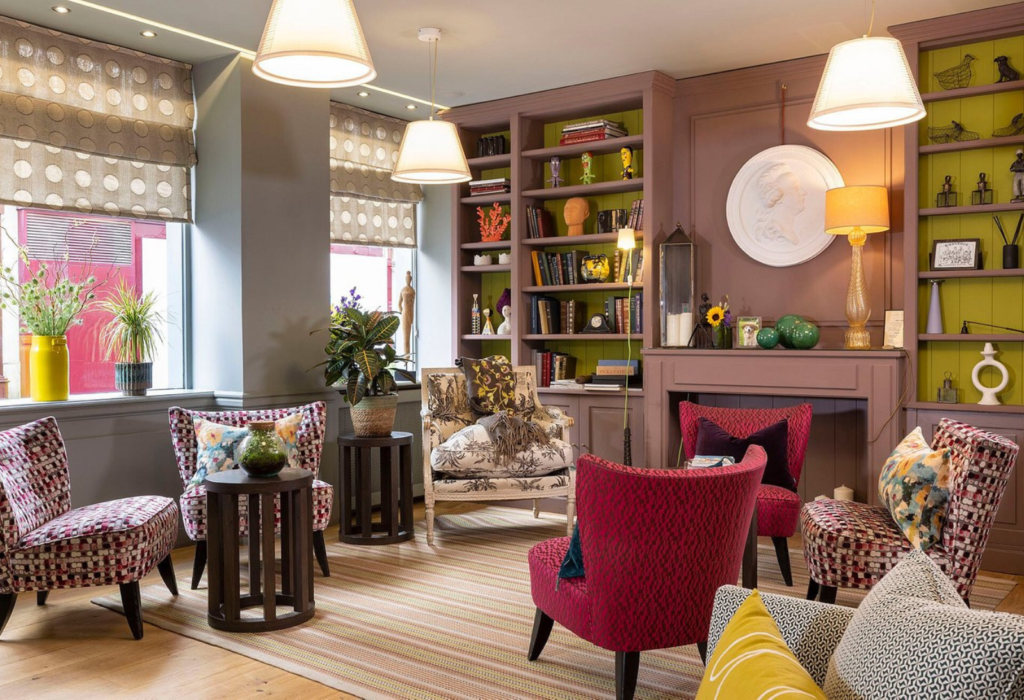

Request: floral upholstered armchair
left=421, top=366, right=576, bottom=545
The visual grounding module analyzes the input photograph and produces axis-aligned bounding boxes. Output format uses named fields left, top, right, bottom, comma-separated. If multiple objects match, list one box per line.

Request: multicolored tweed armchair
left=801, top=418, right=1019, bottom=605
left=421, top=367, right=575, bottom=545
left=0, top=417, right=179, bottom=640
left=527, top=450, right=766, bottom=700
left=680, top=401, right=813, bottom=586
left=168, top=402, right=333, bottom=589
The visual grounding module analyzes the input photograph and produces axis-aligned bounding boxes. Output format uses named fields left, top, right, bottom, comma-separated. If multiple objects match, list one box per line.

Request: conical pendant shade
left=253, top=0, right=376, bottom=88
left=808, top=36, right=925, bottom=131
left=392, top=119, right=471, bottom=184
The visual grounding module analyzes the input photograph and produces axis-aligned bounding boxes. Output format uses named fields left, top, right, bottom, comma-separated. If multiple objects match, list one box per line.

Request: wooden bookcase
left=442, top=71, right=676, bottom=465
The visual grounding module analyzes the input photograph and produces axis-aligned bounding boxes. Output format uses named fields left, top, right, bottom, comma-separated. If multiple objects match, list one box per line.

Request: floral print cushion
left=434, top=469, right=572, bottom=494
left=462, top=355, right=517, bottom=416
left=190, top=413, right=304, bottom=487
left=425, top=372, right=474, bottom=447
left=878, top=427, right=951, bottom=550
left=431, top=423, right=573, bottom=479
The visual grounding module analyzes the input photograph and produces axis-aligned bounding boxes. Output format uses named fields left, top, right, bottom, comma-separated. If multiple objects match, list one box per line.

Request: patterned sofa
left=420, top=366, right=575, bottom=545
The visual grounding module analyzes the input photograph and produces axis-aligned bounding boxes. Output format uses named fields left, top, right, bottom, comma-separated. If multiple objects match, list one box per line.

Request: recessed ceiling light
left=357, top=91, right=369, bottom=98
left=406, top=104, right=417, bottom=110
left=52, top=5, right=71, bottom=13
left=140, top=30, right=157, bottom=38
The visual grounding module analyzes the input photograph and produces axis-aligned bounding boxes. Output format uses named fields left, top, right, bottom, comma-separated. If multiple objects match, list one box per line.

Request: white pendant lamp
left=253, top=0, right=376, bottom=88
left=808, top=1, right=925, bottom=131
left=392, top=28, right=471, bottom=185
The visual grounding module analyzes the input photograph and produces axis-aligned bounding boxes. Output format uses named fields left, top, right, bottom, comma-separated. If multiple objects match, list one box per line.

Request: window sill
left=0, top=389, right=216, bottom=421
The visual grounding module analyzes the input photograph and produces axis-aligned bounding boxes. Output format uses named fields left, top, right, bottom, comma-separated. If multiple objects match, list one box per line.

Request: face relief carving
left=754, top=163, right=807, bottom=246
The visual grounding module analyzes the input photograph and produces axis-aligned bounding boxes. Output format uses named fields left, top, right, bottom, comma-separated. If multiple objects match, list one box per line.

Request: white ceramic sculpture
left=497, top=305, right=511, bottom=335
left=972, top=342, right=1009, bottom=406
left=473, top=254, right=493, bottom=266
left=498, top=252, right=512, bottom=265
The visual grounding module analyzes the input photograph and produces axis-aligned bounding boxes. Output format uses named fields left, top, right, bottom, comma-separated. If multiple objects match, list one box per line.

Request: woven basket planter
left=115, top=362, right=153, bottom=397
left=350, top=393, right=399, bottom=437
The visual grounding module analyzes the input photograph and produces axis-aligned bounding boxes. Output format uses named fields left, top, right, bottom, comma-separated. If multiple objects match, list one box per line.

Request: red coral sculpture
left=478, top=203, right=512, bottom=242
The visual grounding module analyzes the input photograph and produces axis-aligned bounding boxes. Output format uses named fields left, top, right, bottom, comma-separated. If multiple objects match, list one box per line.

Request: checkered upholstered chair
left=168, top=402, right=333, bottom=589
left=801, top=418, right=1019, bottom=605
left=679, top=401, right=813, bottom=586
left=0, top=417, right=179, bottom=640
left=527, top=450, right=766, bottom=700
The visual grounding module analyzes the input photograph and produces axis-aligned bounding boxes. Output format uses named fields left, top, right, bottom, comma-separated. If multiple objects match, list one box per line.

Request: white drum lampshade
left=808, top=36, right=925, bottom=131
left=392, top=119, right=471, bottom=184
left=253, top=0, right=376, bottom=88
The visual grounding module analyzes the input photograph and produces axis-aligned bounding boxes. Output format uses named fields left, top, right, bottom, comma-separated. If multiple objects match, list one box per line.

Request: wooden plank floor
left=1, top=501, right=1022, bottom=698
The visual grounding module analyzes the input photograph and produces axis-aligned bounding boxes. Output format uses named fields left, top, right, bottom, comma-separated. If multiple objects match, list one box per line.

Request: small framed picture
left=883, top=310, right=904, bottom=349
left=736, top=316, right=761, bottom=348
left=931, top=239, right=981, bottom=270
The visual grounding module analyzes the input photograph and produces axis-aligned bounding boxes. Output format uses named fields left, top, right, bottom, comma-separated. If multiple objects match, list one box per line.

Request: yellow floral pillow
left=878, top=427, right=951, bottom=550
left=461, top=355, right=517, bottom=416
left=190, top=413, right=304, bottom=487
left=697, top=590, right=826, bottom=700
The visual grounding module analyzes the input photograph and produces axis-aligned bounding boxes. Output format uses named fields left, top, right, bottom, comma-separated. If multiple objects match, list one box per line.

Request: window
left=0, top=206, right=186, bottom=399
left=329, top=244, right=415, bottom=370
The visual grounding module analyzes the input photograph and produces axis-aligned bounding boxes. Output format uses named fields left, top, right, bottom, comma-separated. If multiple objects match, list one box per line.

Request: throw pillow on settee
left=430, top=420, right=573, bottom=479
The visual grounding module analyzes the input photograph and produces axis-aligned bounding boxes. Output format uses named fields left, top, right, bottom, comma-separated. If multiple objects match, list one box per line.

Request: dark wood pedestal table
left=338, top=432, right=414, bottom=545
left=205, top=468, right=315, bottom=632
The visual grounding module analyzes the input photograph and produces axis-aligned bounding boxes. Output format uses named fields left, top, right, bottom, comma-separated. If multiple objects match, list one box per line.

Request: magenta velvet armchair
left=679, top=401, right=812, bottom=586
left=526, top=450, right=766, bottom=700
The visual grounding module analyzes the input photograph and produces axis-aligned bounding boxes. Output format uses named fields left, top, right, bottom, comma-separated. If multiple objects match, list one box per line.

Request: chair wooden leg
left=771, top=536, right=793, bottom=587
left=36, top=590, right=50, bottom=606
left=426, top=503, right=435, bottom=545
left=533, top=499, right=540, bottom=518
left=566, top=496, right=576, bottom=535
left=0, top=593, right=17, bottom=637
left=806, top=578, right=820, bottom=601
left=156, top=554, right=178, bottom=595
left=313, top=530, right=330, bottom=576
left=527, top=608, right=554, bottom=661
left=696, top=641, right=708, bottom=665
left=819, top=585, right=838, bottom=605
left=191, top=540, right=207, bottom=590
left=615, top=651, right=640, bottom=700
left=120, top=581, right=144, bottom=640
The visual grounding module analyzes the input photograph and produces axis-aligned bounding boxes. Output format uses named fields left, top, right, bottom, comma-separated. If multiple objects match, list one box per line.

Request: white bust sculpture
left=497, top=305, right=512, bottom=335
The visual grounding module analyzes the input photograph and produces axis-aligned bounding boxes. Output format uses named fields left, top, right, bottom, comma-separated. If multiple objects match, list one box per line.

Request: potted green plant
left=98, top=280, right=164, bottom=397
left=323, top=304, right=413, bottom=437
left=0, top=237, right=101, bottom=401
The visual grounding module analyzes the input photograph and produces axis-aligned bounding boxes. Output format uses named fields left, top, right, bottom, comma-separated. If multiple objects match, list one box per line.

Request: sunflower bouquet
left=706, top=295, right=732, bottom=349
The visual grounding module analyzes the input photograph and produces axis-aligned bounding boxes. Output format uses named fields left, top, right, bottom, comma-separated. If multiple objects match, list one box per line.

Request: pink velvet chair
left=680, top=401, right=812, bottom=586
left=527, top=450, right=766, bottom=700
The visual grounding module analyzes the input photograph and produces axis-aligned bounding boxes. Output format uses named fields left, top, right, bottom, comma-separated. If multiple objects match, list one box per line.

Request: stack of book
left=603, top=293, right=643, bottom=334
left=587, top=359, right=642, bottom=390
left=626, top=199, right=645, bottom=231
left=611, top=249, right=644, bottom=284
left=531, top=250, right=589, bottom=286
left=529, top=296, right=586, bottom=335
left=534, top=351, right=576, bottom=388
left=559, top=120, right=627, bottom=146
left=469, top=178, right=510, bottom=196
left=525, top=206, right=555, bottom=238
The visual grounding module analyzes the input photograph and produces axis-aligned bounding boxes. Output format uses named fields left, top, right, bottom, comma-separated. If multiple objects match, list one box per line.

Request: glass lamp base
left=845, top=326, right=871, bottom=350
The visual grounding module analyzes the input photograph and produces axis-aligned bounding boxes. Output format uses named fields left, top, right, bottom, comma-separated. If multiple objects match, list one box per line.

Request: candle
left=678, top=312, right=693, bottom=347
left=666, top=314, right=680, bottom=347
left=834, top=485, right=853, bottom=501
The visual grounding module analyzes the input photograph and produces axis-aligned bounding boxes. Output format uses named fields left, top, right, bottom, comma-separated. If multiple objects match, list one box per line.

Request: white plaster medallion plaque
left=726, top=145, right=845, bottom=267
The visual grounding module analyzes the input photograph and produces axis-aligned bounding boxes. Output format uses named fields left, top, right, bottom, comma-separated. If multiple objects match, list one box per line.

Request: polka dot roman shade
left=330, top=103, right=422, bottom=248
left=0, top=16, right=196, bottom=223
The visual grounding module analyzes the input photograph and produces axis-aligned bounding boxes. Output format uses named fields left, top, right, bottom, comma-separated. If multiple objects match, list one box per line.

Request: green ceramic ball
left=756, top=327, right=780, bottom=349
left=775, top=315, right=804, bottom=349
left=790, top=321, right=820, bottom=350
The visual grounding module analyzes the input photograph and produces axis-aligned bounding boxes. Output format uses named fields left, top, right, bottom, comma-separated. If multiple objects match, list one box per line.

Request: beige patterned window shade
left=330, top=103, right=422, bottom=248
left=0, top=16, right=196, bottom=223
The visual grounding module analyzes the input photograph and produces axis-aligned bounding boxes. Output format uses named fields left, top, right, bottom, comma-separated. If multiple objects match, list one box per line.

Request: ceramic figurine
left=482, top=308, right=494, bottom=335
left=972, top=342, right=1009, bottom=405
left=498, top=252, right=511, bottom=265
left=620, top=147, right=634, bottom=180
left=497, top=305, right=511, bottom=335
left=397, top=270, right=415, bottom=356
left=547, top=156, right=563, bottom=188
left=1012, top=150, right=1024, bottom=202
left=996, top=55, right=1021, bottom=83
left=563, top=197, right=590, bottom=236
left=581, top=151, right=595, bottom=185
left=936, top=175, right=957, bottom=208
left=473, top=254, right=493, bottom=266
left=471, top=294, right=481, bottom=335
left=973, top=173, right=993, bottom=206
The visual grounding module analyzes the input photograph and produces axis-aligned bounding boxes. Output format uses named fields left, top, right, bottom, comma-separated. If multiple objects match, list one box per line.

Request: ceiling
left=0, top=0, right=1016, bottom=118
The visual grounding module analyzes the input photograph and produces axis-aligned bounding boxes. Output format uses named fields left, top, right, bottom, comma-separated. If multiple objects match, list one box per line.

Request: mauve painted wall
left=673, top=56, right=905, bottom=349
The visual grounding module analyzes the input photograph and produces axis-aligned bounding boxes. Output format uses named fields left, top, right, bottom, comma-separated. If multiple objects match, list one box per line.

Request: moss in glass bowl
left=238, top=421, right=289, bottom=477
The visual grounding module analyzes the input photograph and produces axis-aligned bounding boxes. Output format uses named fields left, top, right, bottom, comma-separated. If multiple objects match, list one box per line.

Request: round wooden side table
left=205, top=468, right=315, bottom=632
left=338, top=431, right=415, bottom=545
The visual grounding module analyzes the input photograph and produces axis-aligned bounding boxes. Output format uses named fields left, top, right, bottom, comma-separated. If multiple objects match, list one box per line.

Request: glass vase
left=713, top=324, right=733, bottom=350
left=237, top=421, right=289, bottom=477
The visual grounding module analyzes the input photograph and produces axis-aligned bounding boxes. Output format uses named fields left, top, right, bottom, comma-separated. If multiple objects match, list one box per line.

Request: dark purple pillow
left=695, top=417, right=794, bottom=491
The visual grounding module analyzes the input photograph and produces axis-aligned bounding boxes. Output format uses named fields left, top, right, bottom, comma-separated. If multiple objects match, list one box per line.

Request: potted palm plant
left=323, top=305, right=413, bottom=437
left=98, top=280, right=164, bottom=396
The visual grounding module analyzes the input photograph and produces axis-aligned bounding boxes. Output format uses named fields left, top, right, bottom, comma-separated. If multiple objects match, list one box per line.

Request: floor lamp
left=617, top=228, right=636, bottom=465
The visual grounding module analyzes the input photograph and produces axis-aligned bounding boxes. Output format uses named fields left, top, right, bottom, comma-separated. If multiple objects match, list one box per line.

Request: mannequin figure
left=397, top=270, right=415, bottom=356
left=564, top=197, right=590, bottom=236
left=497, top=305, right=512, bottom=335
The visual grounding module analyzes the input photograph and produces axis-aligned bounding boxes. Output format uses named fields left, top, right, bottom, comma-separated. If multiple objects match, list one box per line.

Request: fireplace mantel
left=643, top=348, right=905, bottom=505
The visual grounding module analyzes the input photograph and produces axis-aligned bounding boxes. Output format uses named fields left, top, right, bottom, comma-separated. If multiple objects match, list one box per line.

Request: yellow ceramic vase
left=30, top=335, right=69, bottom=402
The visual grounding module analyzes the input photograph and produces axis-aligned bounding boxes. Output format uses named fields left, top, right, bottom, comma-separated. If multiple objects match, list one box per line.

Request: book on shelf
left=525, top=205, right=554, bottom=238
left=626, top=199, right=645, bottom=231
left=591, top=374, right=643, bottom=388
left=558, top=130, right=628, bottom=146
left=562, top=119, right=624, bottom=133
left=530, top=295, right=562, bottom=334
left=469, top=178, right=511, bottom=196
left=582, top=383, right=626, bottom=392
left=603, top=293, right=643, bottom=334
left=596, top=359, right=639, bottom=376
left=561, top=299, right=585, bottom=334
left=469, top=178, right=511, bottom=186
left=612, top=249, right=643, bottom=283
left=533, top=350, right=576, bottom=388
left=530, top=250, right=589, bottom=286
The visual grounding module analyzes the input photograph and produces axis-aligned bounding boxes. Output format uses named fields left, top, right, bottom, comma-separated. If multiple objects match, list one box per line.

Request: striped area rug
left=94, top=507, right=1017, bottom=699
